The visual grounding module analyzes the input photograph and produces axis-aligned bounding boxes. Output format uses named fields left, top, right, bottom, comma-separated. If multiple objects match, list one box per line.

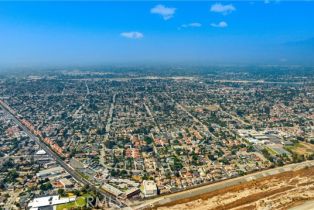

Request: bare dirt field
left=155, top=166, right=314, bottom=210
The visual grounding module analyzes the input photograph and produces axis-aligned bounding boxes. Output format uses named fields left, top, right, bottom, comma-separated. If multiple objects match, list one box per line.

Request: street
left=0, top=102, right=128, bottom=209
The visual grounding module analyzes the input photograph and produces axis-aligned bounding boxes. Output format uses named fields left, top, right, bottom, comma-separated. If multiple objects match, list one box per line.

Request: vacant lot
left=156, top=166, right=314, bottom=210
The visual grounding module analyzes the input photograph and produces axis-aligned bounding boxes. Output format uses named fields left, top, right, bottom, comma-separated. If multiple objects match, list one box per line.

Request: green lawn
left=56, top=195, right=87, bottom=210
left=266, top=146, right=277, bottom=155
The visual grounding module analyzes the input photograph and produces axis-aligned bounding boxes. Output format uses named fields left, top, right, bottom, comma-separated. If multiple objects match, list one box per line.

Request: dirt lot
left=155, top=166, right=314, bottom=210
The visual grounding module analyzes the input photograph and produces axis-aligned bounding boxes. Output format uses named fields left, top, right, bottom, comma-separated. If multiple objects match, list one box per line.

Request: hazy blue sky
left=0, top=1, right=313, bottom=67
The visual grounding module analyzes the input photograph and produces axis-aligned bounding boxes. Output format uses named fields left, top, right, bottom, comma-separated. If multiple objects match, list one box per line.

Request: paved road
left=2, top=155, right=51, bottom=160
left=0, top=103, right=128, bottom=209
left=144, top=102, right=160, bottom=133
left=133, top=160, right=314, bottom=210
left=219, top=109, right=250, bottom=126
left=164, top=93, right=217, bottom=140
left=85, top=80, right=90, bottom=95
left=100, top=94, right=115, bottom=167
left=214, top=80, right=305, bottom=85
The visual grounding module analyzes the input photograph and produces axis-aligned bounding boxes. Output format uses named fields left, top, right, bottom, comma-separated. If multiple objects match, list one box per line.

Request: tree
left=73, top=189, right=81, bottom=196
left=58, top=189, right=66, bottom=197
left=5, top=170, right=19, bottom=183
left=144, top=136, right=153, bottom=144
left=81, top=185, right=90, bottom=194
left=40, top=182, right=53, bottom=191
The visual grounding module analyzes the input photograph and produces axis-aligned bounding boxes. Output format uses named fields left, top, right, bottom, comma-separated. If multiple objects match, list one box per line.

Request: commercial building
left=141, top=180, right=158, bottom=197
left=28, top=195, right=76, bottom=210
left=36, top=166, right=64, bottom=178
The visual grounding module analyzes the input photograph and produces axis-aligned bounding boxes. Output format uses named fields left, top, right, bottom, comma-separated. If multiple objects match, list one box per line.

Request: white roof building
left=28, top=195, right=76, bottom=210
left=35, top=149, right=46, bottom=155
left=36, top=166, right=64, bottom=178
left=141, top=180, right=157, bottom=197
